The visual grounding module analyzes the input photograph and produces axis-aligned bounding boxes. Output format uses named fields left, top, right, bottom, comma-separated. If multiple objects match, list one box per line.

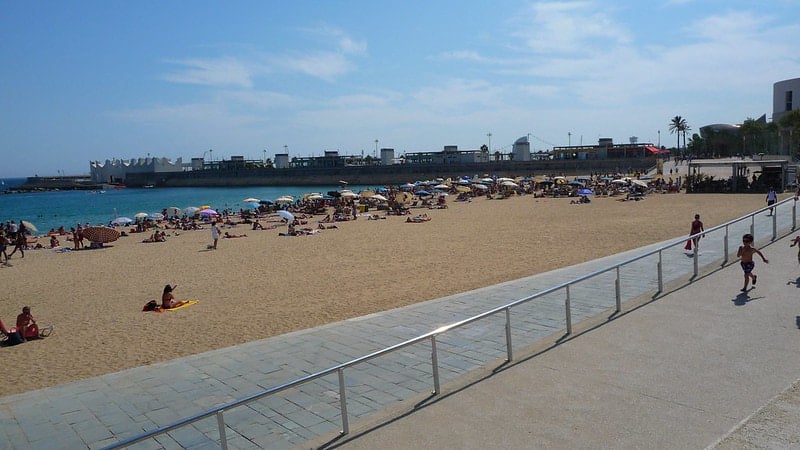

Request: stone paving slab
left=0, top=200, right=796, bottom=449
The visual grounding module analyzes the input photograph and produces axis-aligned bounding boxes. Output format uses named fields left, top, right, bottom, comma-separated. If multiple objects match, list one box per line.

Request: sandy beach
left=0, top=191, right=776, bottom=397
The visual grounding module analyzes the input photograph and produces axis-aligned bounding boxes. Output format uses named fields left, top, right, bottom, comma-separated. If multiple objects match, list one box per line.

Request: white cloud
left=274, top=51, right=353, bottom=82
left=515, top=1, right=632, bottom=54
left=162, top=57, right=256, bottom=88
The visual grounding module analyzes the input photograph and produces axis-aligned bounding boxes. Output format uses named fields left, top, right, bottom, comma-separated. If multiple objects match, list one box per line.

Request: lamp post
left=568, top=132, right=571, bottom=146
left=284, top=145, right=288, bottom=154
left=657, top=130, right=661, bottom=148
left=209, top=149, right=213, bottom=163
left=487, top=132, right=492, bottom=151
left=374, top=139, right=378, bottom=158
left=263, top=149, right=267, bottom=164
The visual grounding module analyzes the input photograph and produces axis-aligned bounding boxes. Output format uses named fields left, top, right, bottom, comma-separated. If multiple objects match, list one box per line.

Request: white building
left=90, top=157, right=184, bottom=183
left=773, top=77, right=799, bottom=123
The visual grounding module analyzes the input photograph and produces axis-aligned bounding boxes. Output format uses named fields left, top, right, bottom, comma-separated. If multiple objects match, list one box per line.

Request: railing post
left=615, top=267, right=621, bottom=312
left=338, top=368, right=349, bottom=435
left=430, top=336, right=441, bottom=395
left=216, top=410, right=228, bottom=450
left=565, top=285, right=572, bottom=335
left=773, top=207, right=778, bottom=240
left=657, top=250, right=663, bottom=294
left=693, top=241, right=699, bottom=277
left=793, top=198, right=797, bottom=231
left=724, top=225, right=729, bottom=265
left=504, top=307, right=513, bottom=362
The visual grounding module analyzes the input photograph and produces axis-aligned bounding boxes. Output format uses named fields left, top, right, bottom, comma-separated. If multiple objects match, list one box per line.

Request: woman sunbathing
left=161, top=284, right=188, bottom=309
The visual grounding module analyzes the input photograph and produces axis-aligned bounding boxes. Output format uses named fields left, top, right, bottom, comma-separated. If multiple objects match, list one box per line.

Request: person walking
left=737, top=233, right=768, bottom=292
left=766, top=187, right=777, bottom=216
left=687, top=214, right=704, bottom=251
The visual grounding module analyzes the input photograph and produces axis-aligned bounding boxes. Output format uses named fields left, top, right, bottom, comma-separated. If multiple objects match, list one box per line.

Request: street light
left=263, top=149, right=267, bottom=164
left=209, top=149, right=213, bottom=162
left=374, top=139, right=379, bottom=158
left=487, top=132, right=492, bottom=151
left=284, top=145, right=288, bottom=154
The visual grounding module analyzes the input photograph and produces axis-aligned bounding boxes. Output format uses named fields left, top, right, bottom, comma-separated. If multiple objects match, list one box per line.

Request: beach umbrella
left=149, top=213, right=165, bottom=220
left=456, top=179, right=471, bottom=185
left=111, top=217, right=133, bottom=226
left=568, top=181, right=584, bottom=187
left=276, top=210, right=294, bottom=222
left=473, top=184, right=488, bottom=191
left=134, top=212, right=149, bottom=219
left=275, top=196, right=294, bottom=203
left=259, top=199, right=274, bottom=205
left=199, top=208, right=218, bottom=216
left=455, top=185, right=471, bottom=193
left=611, top=179, right=628, bottom=185
left=371, top=194, right=388, bottom=202
left=307, top=194, right=323, bottom=200
left=82, top=226, right=121, bottom=244
left=496, top=177, right=515, bottom=183
left=632, top=180, right=648, bottom=188
left=340, top=191, right=358, bottom=198
left=359, top=190, right=376, bottom=198
left=20, top=220, right=38, bottom=233
left=394, top=192, right=413, bottom=204
left=184, top=206, right=200, bottom=215
left=501, top=181, right=519, bottom=187
left=415, top=190, right=431, bottom=196
left=244, top=202, right=260, bottom=209
left=243, top=197, right=260, bottom=203
left=434, top=184, right=450, bottom=190
left=199, top=205, right=212, bottom=211
left=401, top=183, right=415, bottom=190
left=578, top=189, right=594, bottom=195
left=164, top=207, right=182, bottom=217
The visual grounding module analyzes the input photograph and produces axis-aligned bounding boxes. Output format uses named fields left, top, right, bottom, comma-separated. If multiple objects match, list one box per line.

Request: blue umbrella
left=415, top=190, right=431, bottom=196
left=578, top=189, right=594, bottom=195
left=245, top=202, right=260, bottom=209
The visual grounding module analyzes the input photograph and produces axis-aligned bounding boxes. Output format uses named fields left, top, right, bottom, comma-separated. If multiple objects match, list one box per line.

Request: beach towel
left=165, top=300, right=199, bottom=311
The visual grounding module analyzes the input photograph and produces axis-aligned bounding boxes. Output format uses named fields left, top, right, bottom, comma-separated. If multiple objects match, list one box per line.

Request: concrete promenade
left=1, top=199, right=799, bottom=449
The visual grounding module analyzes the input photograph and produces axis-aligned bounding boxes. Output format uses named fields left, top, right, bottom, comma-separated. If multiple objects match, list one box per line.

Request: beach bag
left=142, top=300, right=159, bottom=311
left=684, top=240, right=692, bottom=250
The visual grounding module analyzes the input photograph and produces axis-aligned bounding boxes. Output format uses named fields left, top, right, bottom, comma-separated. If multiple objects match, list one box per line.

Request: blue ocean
left=0, top=178, right=372, bottom=234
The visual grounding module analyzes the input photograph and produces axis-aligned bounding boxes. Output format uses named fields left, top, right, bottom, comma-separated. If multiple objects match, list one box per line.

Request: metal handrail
left=103, top=195, right=798, bottom=449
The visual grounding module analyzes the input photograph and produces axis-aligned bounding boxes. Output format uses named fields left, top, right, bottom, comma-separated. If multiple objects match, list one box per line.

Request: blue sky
left=2, top=0, right=799, bottom=178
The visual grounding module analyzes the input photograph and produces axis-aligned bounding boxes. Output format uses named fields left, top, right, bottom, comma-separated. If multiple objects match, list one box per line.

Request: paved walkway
left=1, top=200, right=798, bottom=449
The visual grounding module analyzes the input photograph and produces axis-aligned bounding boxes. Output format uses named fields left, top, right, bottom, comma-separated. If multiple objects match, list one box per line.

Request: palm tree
left=669, top=116, right=689, bottom=155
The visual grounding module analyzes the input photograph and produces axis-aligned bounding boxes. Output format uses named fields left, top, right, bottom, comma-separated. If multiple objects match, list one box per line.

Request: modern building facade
left=773, top=77, right=799, bottom=123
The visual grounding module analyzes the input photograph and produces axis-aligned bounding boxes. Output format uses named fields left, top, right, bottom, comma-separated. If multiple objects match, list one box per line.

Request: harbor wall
left=124, top=159, right=656, bottom=187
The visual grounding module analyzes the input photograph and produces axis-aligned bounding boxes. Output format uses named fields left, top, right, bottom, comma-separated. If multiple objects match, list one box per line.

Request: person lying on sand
left=223, top=232, right=247, bottom=238
left=406, top=214, right=431, bottom=223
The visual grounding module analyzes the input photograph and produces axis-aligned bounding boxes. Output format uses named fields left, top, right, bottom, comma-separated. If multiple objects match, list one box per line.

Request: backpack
left=142, top=300, right=159, bottom=311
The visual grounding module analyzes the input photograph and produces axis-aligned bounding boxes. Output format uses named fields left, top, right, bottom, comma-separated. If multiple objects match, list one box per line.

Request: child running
left=737, top=233, right=768, bottom=292
left=790, top=235, right=800, bottom=264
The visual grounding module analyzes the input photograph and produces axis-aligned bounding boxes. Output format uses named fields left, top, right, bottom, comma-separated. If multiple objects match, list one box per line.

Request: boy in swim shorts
left=737, top=233, right=768, bottom=292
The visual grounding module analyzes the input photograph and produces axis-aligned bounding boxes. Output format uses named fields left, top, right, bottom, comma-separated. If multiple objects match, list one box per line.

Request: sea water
left=0, top=180, right=372, bottom=234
